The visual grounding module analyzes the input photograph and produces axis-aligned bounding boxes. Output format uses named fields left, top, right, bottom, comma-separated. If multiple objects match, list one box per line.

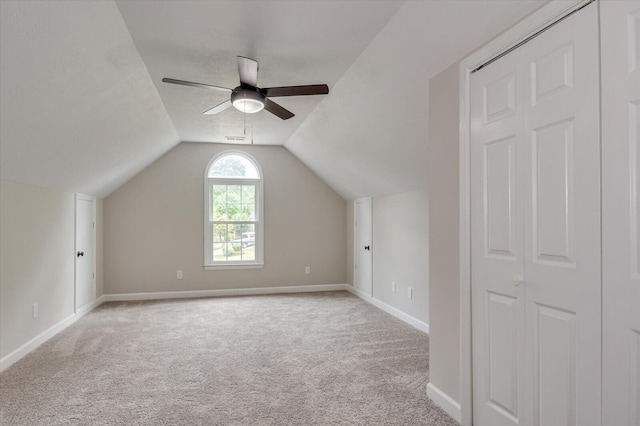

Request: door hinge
left=93, top=272, right=95, bottom=279
left=93, top=222, right=95, bottom=229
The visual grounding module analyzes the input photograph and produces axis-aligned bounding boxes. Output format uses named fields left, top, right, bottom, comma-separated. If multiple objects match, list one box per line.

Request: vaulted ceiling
left=0, top=0, right=544, bottom=199
left=116, top=0, right=404, bottom=146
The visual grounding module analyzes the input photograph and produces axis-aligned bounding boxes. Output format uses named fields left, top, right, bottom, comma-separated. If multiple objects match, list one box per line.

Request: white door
left=75, top=194, right=95, bottom=310
left=521, top=6, right=601, bottom=425
left=471, top=37, right=526, bottom=426
left=602, top=2, right=640, bottom=425
left=471, top=4, right=600, bottom=426
left=354, top=198, right=372, bottom=297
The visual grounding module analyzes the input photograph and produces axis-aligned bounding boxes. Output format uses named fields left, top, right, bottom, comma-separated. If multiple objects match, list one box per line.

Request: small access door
left=354, top=198, right=372, bottom=297
left=75, top=194, right=95, bottom=311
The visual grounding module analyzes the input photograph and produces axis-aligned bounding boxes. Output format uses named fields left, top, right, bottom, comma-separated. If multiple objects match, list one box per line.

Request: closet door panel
left=531, top=43, right=573, bottom=107
left=535, top=304, right=576, bottom=426
left=522, top=4, right=601, bottom=426
left=485, top=136, right=517, bottom=258
left=471, top=49, right=526, bottom=426
left=602, top=2, right=640, bottom=425
left=531, top=119, right=575, bottom=267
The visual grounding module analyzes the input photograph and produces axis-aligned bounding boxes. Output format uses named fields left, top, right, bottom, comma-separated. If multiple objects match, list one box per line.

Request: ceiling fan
left=162, top=56, right=329, bottom=120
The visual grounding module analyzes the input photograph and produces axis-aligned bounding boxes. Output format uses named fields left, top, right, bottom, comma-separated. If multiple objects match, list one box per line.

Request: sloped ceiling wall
left=286, top=0, right=544, bottom=200
left=0, top=0, right=179, bottom=198
left=0, top=0, right=544, bottom=200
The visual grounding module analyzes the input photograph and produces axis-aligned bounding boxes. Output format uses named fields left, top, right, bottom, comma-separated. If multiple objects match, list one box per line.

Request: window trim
left=203, top=150, right=264, bottom=269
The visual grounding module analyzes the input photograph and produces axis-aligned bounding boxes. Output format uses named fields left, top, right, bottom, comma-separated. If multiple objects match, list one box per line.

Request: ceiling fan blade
left=237, top=56, right=258, bottom=88
left=203, top=99, right=232, bottom=115
left=162, top=78, right=232, bottom=93
left=264, top=99, right=294, bottom=120
left=263, top=84, right=329, bottom=97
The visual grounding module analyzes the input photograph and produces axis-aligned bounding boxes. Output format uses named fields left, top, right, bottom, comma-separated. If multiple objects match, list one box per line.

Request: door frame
left=74, top=193, right=96, bottom=313
left=457, top=1, right=590, bottom=424
left=353, top=197, right=373, bottom=298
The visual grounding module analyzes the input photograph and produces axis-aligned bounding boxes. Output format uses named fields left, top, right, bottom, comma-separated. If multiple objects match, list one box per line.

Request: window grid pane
left=211, top=183, right=257, bottom=263
left=211, top=221, right=256, bottom=262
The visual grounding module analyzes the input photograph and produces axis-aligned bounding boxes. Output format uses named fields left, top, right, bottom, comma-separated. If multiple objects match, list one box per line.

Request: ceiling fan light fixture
left=231, top=89, right=266, bottom=114
left=163, top=56, right=328, bottom=120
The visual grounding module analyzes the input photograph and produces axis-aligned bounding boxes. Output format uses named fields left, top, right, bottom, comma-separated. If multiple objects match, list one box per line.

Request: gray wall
left=372, top=190, right=429, bottom=324
left=0, top=179, right=74, bottom=358
left=427, top=63, right=460, bottom=402
left=104, top=142, right=347, bottom=294
left=0, top=180, right=104, bottom=359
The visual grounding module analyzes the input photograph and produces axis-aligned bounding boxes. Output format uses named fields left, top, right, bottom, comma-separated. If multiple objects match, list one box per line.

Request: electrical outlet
left=305, top=266, right=311, bottom=275
left=32, top=302, right=38, bottom=319
left=392, top=281, right=396, bottom=292
left=408, top=287, right=413, bottom=300
left=177, top=270, right=183, bottom=279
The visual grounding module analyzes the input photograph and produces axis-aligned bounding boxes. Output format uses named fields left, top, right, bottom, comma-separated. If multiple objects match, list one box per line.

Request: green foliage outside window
left=209, top=155, right=247, bottom=178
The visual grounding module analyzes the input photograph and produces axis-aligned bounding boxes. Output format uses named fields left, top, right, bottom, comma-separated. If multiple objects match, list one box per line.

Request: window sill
left=204, top=263, right=264, bottom=271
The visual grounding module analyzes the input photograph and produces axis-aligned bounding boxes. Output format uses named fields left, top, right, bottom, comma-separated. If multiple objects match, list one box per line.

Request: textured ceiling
left=0, top=0, right=179, bottom=198
left=115, top=0, right=404, bottom=146
left=0, top=0, right=546, bottom=199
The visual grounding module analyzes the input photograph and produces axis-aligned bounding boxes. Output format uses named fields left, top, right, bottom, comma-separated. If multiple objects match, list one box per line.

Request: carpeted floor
left=0, top=291, right=457, bottom=425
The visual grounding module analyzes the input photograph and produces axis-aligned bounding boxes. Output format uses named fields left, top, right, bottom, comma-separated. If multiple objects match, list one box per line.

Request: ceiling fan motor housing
left=163, top=56, right=328, bottom=119
left=231, top=87, right=266, bottom=113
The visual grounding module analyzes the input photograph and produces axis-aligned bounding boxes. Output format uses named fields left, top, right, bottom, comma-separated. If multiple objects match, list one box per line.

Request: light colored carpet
left=1, top=291, right=457, bottom=425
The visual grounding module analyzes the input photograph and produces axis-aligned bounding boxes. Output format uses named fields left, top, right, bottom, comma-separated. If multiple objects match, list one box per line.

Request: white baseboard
left=348, top=285, right=373, bottom=300
left=0, top=295, right=106, bottom=373
left=102, top=284, right=349, bottom=302
left=370, top=297, right=430, bottom=334
left=345, top=285, right=430, bottom=334
left=76, top=295, right=105, bottom=317
left=427, top=382, right=462, bottom=423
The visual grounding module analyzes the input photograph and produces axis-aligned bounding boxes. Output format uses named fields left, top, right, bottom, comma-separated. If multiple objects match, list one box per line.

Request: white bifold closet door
left=471, top=4, right=600, bottom=426
left=602, top=2, right=640, bottom=425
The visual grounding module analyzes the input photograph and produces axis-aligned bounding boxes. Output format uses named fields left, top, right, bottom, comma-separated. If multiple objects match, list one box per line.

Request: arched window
left=204, top=152, right=263, bottom=268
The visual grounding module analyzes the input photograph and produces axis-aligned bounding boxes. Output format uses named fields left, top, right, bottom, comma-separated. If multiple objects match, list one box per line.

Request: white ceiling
left=115, top=0, right=404, bottom=145
left=0, top=0, right=179, bottom=198
left=0, top=0, right=545, bottom=199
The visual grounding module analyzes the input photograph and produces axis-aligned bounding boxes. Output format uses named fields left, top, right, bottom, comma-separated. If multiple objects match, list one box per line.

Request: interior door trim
left=457, top=1, right=590, bottom=424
